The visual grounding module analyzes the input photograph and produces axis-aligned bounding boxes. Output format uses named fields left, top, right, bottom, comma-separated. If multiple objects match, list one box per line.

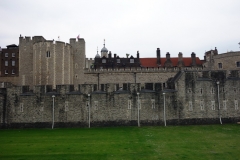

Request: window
left=222, top=87, right=225, bottom=92
left=20, top=103, right=23, bottom=112
left=46, top=51, right=50, bottom=57
left=236, top=61, right=240, bottom=68
left=5, top=61, right=8, bottom=66
left=137, top=99, right=141, bottom=109
left=200, top=88, right=203, bottom=95
left=12, top=69, right=15, bottom=74
left=211, top=87, right=214, bottom=94
left=233, top=88, right=237, bottom=93
left=94, top=101, right=98, bottom=110
left=40, top=102, right=44, bottom=112
left=211, top=101, right=215, bottom=110
left=65, top=101, right=69, bottom=111
left=218, top=63, right=222, bottom=69
left=102, top=59, right=106, bottom=63
left=223, top=100, right=227, bottom=110
left=200, top=100, right=204, bottom=110
left=128, top=100, right=131, bottom=109
left=12, top=61, right=15, bottom=66
left=130, top=59, right=134, bottom=63
left=5, top=53, right=8, bottom=57
left=5, top=70, right=8, bottom=74
left=189, top=101, right=193, bottom=111
left=151, top=99, right=155, bottom=109
left=234, top=100, right=238, bottom=110
left=75, top=63, right=78, bottom=69
left=117, top=59, right=120, bottom=63
left=12, top=53, right=15, bottom=57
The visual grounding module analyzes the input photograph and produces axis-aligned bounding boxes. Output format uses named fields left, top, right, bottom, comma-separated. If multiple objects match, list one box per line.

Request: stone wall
left=0, top=71, right=239, bottom=128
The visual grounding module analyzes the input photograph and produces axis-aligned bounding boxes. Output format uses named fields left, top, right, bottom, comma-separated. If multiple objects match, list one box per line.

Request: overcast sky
left=1, top=0, right=240, bottom=59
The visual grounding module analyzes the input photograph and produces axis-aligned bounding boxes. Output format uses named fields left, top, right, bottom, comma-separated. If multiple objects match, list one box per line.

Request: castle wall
left=176, top=71, right=240, bottom=123
left=0, top=71, right=239, bottom=128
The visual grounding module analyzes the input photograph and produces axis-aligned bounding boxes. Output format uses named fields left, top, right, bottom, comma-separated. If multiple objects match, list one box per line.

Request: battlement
left=69, top=38, right=85, bottom=44
left=213, top=51, right=240, bottom=59
left=84, top=66, right=204, bottom=73
left=32, top=40, right=72, bottom=48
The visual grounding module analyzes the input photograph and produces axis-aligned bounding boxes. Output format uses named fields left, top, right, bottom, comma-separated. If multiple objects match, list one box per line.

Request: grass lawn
left=0, top=124, right=240, bottom=160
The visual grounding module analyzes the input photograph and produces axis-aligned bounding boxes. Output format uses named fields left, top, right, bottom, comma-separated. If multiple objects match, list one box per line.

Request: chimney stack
left=157, top=48, right=161, bottom=65
left=191, top=52, right=196, bottom=66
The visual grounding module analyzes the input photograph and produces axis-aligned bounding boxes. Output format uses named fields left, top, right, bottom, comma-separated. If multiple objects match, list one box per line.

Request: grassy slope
left=0, top=124, right=239, bottom=160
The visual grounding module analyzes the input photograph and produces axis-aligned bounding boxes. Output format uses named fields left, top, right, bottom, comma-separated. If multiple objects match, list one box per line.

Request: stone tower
left=70, top=38, right=86, bottom=89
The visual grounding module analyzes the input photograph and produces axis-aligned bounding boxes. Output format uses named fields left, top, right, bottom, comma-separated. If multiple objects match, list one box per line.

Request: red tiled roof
left=140, top=57, right=202, bottom=67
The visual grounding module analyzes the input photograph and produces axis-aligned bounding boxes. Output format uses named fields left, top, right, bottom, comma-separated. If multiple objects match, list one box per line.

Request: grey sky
left=0, top=0, right=240, bottom=59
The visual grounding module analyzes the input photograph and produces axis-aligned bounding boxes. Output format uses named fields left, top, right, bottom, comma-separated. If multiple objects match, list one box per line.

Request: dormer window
left=102, top=59, right=106, bottom=63
left=117, top=59, right=120, bottom=63
left=130, top=59, right=134, bottom=63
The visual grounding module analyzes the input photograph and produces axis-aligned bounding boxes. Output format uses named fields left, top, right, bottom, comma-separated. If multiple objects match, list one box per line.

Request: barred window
left=234, top=100, right=238, bottom=110
left=65, top=101, right=69, bottom=111
left=200, top=100, right=204, bottom=110
left=20, top=103, right=24, bottom=112
left=128, top=100, right=131, bottom=109
left=94, top=101, right=98, bottom=110
left=189, top=101, right=193, bottom=111
left=211, top=101, right=215, bottom=110
left=151, top=99, right=155, bottom=109
left=223, top=100, right=227, bottom=110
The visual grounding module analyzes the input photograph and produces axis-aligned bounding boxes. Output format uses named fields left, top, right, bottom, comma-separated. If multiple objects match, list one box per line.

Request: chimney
left=191, top=52, right=196, bottom=66
left=178, top=52, right=183, bottom=61
left=108, top=51, right=112, bottom=58
left=114, top=54, right=116, bottom=59
left=214, top=47, right=218, bottom=55
left=178, top=52, right=184, bottom=67
left=164, top=52, right=172, bottom=67
left=166, top=52, right=170, bottom=60
left=157, top=48, right=161, bottom=65
left=137, top=51, right=139, bottom=58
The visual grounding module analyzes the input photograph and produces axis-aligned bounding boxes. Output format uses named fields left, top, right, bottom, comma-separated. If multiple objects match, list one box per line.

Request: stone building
left=203, top=48, right=240, bottom=71
left=0, top=35, right=240, bottom=128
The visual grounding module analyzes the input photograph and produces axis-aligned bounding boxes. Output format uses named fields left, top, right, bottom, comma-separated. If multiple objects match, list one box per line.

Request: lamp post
left=216, top=81, right=222, bottom=124
left=163, top=92, right=166, bottom=126
left=88, top=94, right=91, bottom=128
left=137, top=92, right=140, bottom=127
left=52, top=95, right=55, bottom=129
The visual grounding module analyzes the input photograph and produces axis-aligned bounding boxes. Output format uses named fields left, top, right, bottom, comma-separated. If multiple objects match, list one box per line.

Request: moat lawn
left=0, top=124, right=240, bottom=160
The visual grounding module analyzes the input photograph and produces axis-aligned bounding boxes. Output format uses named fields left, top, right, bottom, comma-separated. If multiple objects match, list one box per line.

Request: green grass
left=0, top=124, right=240, bottom=160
